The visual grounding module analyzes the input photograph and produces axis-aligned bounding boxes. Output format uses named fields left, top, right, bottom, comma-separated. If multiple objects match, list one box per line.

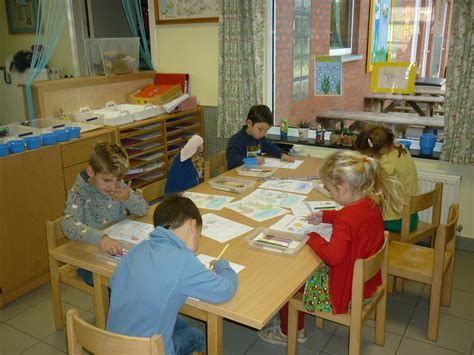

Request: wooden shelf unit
left=116, top=107, right=204, bottom=189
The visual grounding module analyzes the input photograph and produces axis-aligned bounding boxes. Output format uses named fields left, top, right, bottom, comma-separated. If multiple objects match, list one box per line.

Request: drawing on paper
left=259, top=180, right=313, bottom=195
left=183, top=192, right=233, bottom=210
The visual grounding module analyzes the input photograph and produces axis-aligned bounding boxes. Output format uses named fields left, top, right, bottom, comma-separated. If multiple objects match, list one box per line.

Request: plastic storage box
left=209, top=176, right=255, bottom=194
left=83, top=38, right=139, bottom=76
left=23, top=117, right=100, bottom=133
left=246, top=228, right=309, bottom=256
left=236, top=165, right=277, bottom=179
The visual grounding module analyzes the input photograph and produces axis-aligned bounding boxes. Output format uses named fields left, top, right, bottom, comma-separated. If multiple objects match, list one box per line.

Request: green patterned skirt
left=303, top=264, right=332, bottom=313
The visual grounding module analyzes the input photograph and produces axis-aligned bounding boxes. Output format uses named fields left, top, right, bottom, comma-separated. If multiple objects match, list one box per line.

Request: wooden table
left=364, top=93, right=445, bottom=116
left=49, top=156, right=325, bottom=355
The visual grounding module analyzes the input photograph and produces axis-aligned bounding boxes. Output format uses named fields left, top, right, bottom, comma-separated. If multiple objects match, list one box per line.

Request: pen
left=209, top=243, right=230, bottom=270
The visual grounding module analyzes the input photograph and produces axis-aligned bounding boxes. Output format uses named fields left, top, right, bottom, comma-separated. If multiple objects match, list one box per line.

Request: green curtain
left=217, top=0, right=265, bottom=138
left=440, top=1, right=473, bottom=165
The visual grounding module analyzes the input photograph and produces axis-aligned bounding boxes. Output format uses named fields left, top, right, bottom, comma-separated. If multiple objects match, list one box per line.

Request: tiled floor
left=1, top=250, right=473, bottom=354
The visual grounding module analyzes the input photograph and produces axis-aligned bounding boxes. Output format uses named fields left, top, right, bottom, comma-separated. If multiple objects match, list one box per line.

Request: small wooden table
left=364, top=93, right=445, bottom=116
left=49, top=156, right=325, bottom=355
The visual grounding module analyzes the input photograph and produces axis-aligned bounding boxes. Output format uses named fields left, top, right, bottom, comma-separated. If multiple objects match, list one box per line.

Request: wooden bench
left=316, top=110, right=445, bottom=130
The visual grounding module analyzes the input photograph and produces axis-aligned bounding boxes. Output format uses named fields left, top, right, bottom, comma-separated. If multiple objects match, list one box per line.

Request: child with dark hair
left=354, top=125, right=419, bottom=232
left=107, top=195, right=238, bottom=355
left=226, top=104, right=294, bottom=169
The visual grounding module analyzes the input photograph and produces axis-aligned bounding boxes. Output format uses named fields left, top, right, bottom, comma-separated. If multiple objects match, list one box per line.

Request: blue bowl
left=25, top=136, right=42, bottom=150
left=9, top=139, right=26, bottom=154
left=398, top=140, right=412, bottom=150
left=42, top=132, right=57, bottom=146
left=243, top=157, right=257, bottom=166
left=0, top=143, right=9, bottom=157
left=67, top=126, right=81, bottom=139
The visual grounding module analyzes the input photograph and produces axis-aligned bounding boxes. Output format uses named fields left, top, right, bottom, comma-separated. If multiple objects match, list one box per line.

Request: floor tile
left=60, top=287, right=93, bottom=311
left=222, top=319, right=258, bottom=355
left=418, top=287, right=474, bottom=321
left=384, top=298, right=415, bottom=335
left=322, top=325, right=401, bottom=354
left=21, top=341, right=66, bottom=354
left=6, top=299, right=81, bottom=340
left=405, top=307, right=474, bottom=354
left=0, top=323, right=38, bottom=354
left=36, top=282, right=69, bottom=296
left=386, top=280, right=424, bottom=306
left=397, top=337, right=462, bottom=354
left=246, top=337, right=321, bottom=355
left=452, top=251, right=474, bottom=293
left=0, top=290, right=49, bottom=322
left=300, top=314, right=338, bottom=351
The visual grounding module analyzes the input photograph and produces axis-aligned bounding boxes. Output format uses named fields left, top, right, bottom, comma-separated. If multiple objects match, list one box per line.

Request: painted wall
left=155, top=23, right=219, bottom=106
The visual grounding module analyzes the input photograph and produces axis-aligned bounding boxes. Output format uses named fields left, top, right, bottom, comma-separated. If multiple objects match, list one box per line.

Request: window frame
left=329, top=0, right=355, bottom=56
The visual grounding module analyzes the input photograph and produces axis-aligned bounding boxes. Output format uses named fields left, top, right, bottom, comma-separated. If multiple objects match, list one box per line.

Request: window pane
left=295, top=0, right=303, bottom=10
left=294, top=15, right=302, bottom=33
left=303, top=16, right=310, bottom=34
left=293, top=58, right=302, bottom=77
left=303, top=36, right=310, bottom=55
left=293, top=81, right=301, bottom=100
left=303, top=0, right=311, bottom=10
left=301, top=79, right=309, bottom=96
left=301, top=56, right=309, bottom=76
left=330, top=0, right=352, bottom=49
left=294, top=38, right=302, bottom=57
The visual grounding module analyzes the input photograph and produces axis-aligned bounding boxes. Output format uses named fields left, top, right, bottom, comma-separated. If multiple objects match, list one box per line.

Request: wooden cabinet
left=115, top=107, right=204, bottom=189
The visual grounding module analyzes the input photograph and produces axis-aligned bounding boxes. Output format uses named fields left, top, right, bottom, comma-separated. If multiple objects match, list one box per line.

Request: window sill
left=341, top=54, right=363, bottom=63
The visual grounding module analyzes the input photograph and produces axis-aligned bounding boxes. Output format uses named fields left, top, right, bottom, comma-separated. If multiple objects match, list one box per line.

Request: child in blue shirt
left=226, top=104, right=294, bottom=169
left=165, top=135, right=204, bottom=193
left=62, top=142, right=149, bottom=285
left=107, top=194, right=238, bottom=355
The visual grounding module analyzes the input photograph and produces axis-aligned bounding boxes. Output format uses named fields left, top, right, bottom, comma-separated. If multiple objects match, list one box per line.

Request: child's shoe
left=257, top=323, right=308, bottom=346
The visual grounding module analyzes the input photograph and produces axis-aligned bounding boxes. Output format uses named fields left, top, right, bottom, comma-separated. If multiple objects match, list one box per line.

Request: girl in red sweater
left=259, top=150, right=402, bottom=346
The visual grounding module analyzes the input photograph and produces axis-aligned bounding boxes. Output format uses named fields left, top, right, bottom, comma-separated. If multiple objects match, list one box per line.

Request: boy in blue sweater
left=107, top=195, right=238, bottom=355
left=226, top=104, right=294, bottom=169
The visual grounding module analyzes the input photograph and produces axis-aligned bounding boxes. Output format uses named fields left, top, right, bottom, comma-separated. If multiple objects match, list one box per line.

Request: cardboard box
left=127, top=84, right=182, bottom=105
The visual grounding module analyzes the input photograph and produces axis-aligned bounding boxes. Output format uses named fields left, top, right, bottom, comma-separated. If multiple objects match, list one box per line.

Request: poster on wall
left=366, top=0, right=393, bottom=72
left=370, top=62, right=416, bottom=93
left=314, top=56, right=342, bottom=96
left=155, top=0, right=219, bottom=24
left=5, top=0, right=38, bottom=34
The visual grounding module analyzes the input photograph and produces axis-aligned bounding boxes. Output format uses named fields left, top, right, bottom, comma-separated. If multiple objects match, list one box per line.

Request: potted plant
left=330, top=129, right=342, bottom=145
left=297, top=120, right=310, bottom=141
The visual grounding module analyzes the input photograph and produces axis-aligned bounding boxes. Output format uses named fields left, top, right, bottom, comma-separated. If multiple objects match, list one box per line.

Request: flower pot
left=330, top=133, right=341, bottom=145
left=298, top=128, right=309, bottom=141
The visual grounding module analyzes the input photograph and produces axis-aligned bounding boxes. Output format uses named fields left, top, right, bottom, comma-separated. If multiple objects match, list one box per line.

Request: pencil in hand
left=209, top=243, right=230, bottom=272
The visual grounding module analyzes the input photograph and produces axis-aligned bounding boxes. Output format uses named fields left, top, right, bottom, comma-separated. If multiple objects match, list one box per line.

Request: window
left=292, top=0, right=311, bottom=101
left=329, top=0, right=354, bottom=56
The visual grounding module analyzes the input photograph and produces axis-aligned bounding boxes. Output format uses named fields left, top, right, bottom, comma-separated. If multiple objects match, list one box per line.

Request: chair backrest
left=204, top=151, right=227, bottom=181
left=46, top=217, right=68, bottom=251
left=66, top=309, right=165, bottom=355
left=351, top=233, right=388, bottom=309
left=433, top=203, right=459, bottom=274
left=137, top=179, right=167, bottom=203
left=400, top=182, right=443, bottom=241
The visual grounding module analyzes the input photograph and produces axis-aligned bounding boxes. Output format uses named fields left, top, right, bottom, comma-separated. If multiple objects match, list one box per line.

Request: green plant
left=297, top=120, right=311, bottom=128
left=321, top=74, right=331, bottom=94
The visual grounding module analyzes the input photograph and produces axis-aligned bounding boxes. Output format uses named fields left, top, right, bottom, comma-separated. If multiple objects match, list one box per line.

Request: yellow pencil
left=209, top=243, right=230, bottom=270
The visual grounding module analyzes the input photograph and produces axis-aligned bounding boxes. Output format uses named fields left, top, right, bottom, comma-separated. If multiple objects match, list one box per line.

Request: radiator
left=417, top=170, right=462, bottom=224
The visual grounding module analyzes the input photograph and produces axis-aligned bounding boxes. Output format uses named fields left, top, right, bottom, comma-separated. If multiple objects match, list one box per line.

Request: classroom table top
left=364, top=93, right=445, bottom=103
left=50, top=156, right=326, bottom=330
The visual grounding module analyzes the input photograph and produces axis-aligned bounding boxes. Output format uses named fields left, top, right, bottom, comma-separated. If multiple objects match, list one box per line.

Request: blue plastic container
left=55, top=129, right=69, bottom=142
left=419, top=134, right=436, bottom=156
left=243, top=157, right=257, bottom=166
left=67, top=126, right=81, bottom=139
left=9, top=139, right=26, bottom=154
left=0, top=143, right=9, bottom=157
left=398, top=140, right=412, bottom=150
left=42, top=132, right=57, bottom=146
left=25, top=136, right=42, bottom=150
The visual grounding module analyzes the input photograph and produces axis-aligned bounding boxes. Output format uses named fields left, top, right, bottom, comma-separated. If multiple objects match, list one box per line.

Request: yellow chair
left=204, top=151, right=227, bottom=181
left=66, top=309, right=165, bottom=355
left=389, top=182, right=443, bottom=245
left=287, top=234, right=389, bottom=355
left=388, top=203, right=459, bottom=341
left=46, top=217, right=97, bottom=330
left=137, top=178, right=167, bottom=203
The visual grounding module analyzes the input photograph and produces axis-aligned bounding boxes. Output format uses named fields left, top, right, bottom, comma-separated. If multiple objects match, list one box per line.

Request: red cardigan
left=307, top=197, right=384, bottom=314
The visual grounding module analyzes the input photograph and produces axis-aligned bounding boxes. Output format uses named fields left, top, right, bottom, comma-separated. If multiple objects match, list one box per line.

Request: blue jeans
left=173, top=316, right=205, bottom=355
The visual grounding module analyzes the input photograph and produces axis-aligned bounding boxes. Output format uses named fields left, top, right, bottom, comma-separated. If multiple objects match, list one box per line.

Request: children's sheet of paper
left=201, top=214, right=253, bottom=243
left=242, top=188, right=307, bottom=208
left=270, top=215, right=333, bottom=241
left=196, top=254, right=245, bottom=274
left=183, top=192, right=234, bottom=210
left=259, top=179, right=313, bottom=195
left=290, top=201, right=340, bottom=216
left=225, top=195, right=288, bottom=222
left=308, top=223, right=333, bottom=242
left=103, top=219, right=154, bottom=245
left=262, top=158, right=303, bottom=169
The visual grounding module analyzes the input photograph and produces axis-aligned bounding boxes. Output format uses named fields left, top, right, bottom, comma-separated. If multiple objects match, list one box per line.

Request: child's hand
left=306, top=211, right=323, bottom=225
left=111, top=181, right=131, bottom=201
left=281, top=153, right=295, bottom=163
left=100, top=235, right=123, bottom=255
left=256, top=156, right=265, bottom=165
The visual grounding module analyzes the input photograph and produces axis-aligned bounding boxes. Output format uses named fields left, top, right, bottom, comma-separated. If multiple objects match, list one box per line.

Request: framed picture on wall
left=154, top=0, right=219, bottom=24
left=366, top=0, right=394, bottom=72
left=5, top=0, right=38, bottom=34
left=370, top=62, right=416, bottom=94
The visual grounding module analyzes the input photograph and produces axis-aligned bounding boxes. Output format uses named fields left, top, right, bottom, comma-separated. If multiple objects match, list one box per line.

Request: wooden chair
left=137, top=178, right=166, bottom=203
left=389, top=182, right=443, bottom=245
left=46, top=217, right=96, bottom=330
left=204, top=151, right=227, bottom=181
left=287, top=234, right=389, bottom=355
left=388, top=203, right=459, bottom=342
left=66, top=309, right=165, bottom=355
